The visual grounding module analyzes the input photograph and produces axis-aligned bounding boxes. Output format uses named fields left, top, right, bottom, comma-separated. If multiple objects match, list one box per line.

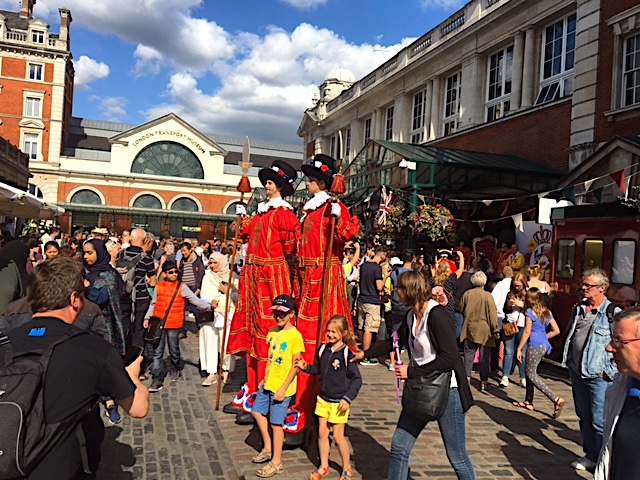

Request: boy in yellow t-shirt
left=251, top=294, right=304, bottom=478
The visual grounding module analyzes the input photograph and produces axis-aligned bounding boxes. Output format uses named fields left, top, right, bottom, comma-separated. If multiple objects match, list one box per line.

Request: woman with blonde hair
left=500, top=273, right=529, bottom=388
left=526, top=264, right=552, bottom=293
left=199, top=251, right=237, bottom=386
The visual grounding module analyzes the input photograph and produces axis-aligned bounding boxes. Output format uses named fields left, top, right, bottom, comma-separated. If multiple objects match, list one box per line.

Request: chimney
left=58, top=8, right=72, bottom=49
left=20, top=0, right=35, bottom=19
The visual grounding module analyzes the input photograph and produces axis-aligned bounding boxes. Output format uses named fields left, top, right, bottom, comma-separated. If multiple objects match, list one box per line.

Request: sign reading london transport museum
left=131, top=130, right=206, bottom=154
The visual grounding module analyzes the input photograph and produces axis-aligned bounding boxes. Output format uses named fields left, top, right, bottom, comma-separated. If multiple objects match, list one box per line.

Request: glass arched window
left=171, top=197, right=199, bottom=212
left=131, top=141, right=204, bottom=179
left=70, top=189, right=101, bottom=205
left=132, top=194, right=162, bottom=210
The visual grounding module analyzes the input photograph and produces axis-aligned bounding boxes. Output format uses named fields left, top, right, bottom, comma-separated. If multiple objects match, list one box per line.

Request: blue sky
left=2, top=0, right=462, bottom=143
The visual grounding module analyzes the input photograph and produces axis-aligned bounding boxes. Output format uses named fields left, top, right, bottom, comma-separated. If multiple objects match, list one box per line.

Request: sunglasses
left=581, top=282, right=601, bottom=289
left=273, top=310, right=291, bottom=319
left=165, top=269, right=178, bottom=274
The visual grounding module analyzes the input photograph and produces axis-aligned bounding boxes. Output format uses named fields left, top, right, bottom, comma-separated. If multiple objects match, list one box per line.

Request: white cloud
left=133, top=45, right=164, bottom=78
left=420, top=0, right=464, bottom=9
left=90, top=96, right=127, bottom=122
left=144, top=24, right=413, bottom=143
left=74, top=56, right=110, bottom=90
left=38, top=0, right=235, bottom=73
left=280, top=0, right=328, bottom=10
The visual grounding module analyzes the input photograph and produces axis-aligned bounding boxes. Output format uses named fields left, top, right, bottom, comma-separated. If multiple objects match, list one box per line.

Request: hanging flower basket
left=375, top=204, right=410, bottom=238
left=409, top=204, right=456, bottom=242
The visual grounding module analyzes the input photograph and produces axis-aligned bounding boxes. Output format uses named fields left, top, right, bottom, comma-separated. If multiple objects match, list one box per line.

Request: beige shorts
left=357, top=303, right=382, bottom=332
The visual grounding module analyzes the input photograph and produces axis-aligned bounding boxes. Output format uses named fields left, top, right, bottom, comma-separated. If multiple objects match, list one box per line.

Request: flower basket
left=375, top=204, right=410, bottom=238
left=409, top=204, right=456, bottom=242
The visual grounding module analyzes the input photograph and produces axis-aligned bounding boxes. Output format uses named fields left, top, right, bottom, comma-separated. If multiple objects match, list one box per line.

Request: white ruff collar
left=257, top=197, right=293, bottom=214
left=303, top=191, right=331, bottom=212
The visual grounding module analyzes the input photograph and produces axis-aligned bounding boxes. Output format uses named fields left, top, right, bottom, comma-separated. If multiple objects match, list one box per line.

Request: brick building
left=298, top=0, right=640, bottom=232
left=0, top=0, right=303, bottom=239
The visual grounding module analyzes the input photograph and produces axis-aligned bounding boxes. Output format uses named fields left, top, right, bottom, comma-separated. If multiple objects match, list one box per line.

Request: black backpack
left=115, top=252, right=145, bottom=300
left=0, top=329, right=93, bottom=479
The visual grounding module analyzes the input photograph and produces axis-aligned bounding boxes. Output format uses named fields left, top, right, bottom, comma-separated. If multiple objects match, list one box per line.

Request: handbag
left=503, top=321, right=519, bottom=336
left=401, top=310, right=452, bottom=422
left=402, top=361, right=452, bottom=421
left=144, top=282, right=181, bottom=348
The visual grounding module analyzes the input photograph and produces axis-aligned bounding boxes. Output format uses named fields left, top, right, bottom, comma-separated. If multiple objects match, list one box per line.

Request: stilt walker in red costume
left=293, top=153, right=360, bottom=439
left=224, top=160, right=300, bottom=423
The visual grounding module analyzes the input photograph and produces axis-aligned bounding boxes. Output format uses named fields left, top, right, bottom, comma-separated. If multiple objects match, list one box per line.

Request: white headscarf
left=209, top=251, right=230, bottom=284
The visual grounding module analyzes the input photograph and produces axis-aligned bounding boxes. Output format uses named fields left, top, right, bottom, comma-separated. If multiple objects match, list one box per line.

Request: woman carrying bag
left=355, top=270, right=476, bottom=480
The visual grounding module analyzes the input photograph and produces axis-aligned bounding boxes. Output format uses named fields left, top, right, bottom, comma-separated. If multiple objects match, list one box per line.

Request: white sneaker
left=571, top=457, right=596, bottom=471
left=499, top=376, right=509, bottom=387
left=520, top=378, right=526, bottom=388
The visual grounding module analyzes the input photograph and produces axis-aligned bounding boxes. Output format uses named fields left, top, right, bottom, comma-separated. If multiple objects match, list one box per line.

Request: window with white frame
left=411, top=89, right=428, bottom=143
left=364, top=117, right=371, bottom=145
left=486, top=45, right=513, bottom=121
left=535, top=13, right=576, bottom=105
left=385, top=106, right=394, bottom=140
left=25, top=97, right=41, bottom=117
left=27, top=63, right=43, bottom=81
left=23, top=133, right=39, bottom=160
left=344, top=128, right=351, bottom=160
left=623, top=33, right=640, bottom=107
left=32, top=30, right=44, bottom=44
left=443, top=72, right=461, bottom=136
left=330, top=135, right=336, bottom=159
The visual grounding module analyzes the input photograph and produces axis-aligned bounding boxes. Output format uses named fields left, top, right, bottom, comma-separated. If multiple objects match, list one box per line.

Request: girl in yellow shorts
left=296, top=315, right=362, bottom=480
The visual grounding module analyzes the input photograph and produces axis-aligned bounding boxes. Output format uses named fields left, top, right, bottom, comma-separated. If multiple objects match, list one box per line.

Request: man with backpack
left=117, top=228, right=157, bottom=351
left=0, top=257, right=149, bottom=479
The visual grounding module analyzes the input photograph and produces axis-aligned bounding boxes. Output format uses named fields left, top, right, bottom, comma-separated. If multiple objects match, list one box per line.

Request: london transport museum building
left=1, top=0, right=639, bottom=244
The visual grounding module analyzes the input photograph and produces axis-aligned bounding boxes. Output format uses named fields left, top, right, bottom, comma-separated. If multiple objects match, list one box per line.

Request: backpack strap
left=317, top=343, right=349, bottom=368
left=157, top=282, right=182, bottom=332
left=605, top=303, right=617, bottom=324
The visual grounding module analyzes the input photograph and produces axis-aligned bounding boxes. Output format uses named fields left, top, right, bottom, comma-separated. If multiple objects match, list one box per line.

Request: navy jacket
left=305, top=343, right=362, bottom=404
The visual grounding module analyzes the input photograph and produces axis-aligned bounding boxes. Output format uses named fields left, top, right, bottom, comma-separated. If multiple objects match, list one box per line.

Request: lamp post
left=399, top=159, right=417, bottom=248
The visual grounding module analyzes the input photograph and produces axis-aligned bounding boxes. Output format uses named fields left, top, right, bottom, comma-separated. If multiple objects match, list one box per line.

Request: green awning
left=59, top=203, right=235, bottom=222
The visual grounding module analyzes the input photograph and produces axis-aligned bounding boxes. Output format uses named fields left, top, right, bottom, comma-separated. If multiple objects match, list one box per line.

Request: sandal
left=512, top=401, right=534, bottom=411
left=251, top=449, right=272, bottom=463
left=309, top=466, right=329, bottom=480
left=553, top=398, right=566, bottom=419
left=341, top=467, right=353, bottom=480
left=256, top=461, right=283, bottom=478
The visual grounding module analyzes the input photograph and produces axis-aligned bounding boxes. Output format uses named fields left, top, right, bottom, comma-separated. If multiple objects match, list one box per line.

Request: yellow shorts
left=314, top=396, right=350, bottom=424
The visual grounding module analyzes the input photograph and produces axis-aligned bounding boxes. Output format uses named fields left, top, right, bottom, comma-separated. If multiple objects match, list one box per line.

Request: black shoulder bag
left=401, top=309, right=452, bottom=422
left=144, top=283, right=181, bottom=349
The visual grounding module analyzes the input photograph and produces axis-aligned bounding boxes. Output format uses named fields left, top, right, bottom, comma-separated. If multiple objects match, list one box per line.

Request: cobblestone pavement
left=98, top=328, right=594, bottom=480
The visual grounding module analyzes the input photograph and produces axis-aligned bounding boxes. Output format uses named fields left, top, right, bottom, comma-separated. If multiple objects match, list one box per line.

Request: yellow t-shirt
left=264, top=326, right=305, bottom=398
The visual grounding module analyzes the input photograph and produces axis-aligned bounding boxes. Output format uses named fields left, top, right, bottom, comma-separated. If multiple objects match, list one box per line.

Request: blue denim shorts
left=252, top=386, right=292, bottom=425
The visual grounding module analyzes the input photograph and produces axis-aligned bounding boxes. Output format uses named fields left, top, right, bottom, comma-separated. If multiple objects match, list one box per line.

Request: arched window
left=131, top=141, right=204, bottom=179
left=132, top=194, right=162, bottom=209
left=171, top=197, right=199, bottom=212
left=70, top=189, right=101, bottom=205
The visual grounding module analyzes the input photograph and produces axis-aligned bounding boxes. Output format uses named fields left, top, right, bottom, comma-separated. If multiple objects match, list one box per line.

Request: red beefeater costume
left=226, top=160, right=300, bottom=416
left=293, top=155, right=360, bottom=430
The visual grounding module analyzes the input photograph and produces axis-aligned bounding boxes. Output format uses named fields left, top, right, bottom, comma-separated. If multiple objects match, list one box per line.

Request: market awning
left=0, top=182, right=65, bottom=219
left=345, top=139, right=564, bottom=201
left=58, top=203, right=235, bottom=222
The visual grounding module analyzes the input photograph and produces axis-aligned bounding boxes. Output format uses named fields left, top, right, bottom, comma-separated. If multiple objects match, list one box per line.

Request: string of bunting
left=347, top=164, right=639, bottom=229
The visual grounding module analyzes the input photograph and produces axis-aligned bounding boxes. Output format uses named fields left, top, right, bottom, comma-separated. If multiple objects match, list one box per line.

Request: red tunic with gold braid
left=227, top=200, right=300, bottom=362
left=294, top=192, right=360, bottom=417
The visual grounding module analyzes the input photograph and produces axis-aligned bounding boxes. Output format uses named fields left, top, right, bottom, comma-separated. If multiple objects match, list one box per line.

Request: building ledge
left=604, top=104, right=640, bottom=122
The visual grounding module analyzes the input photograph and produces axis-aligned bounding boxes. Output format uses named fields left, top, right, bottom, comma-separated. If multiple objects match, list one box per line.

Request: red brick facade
left=430, top=100, right=572, bottom=172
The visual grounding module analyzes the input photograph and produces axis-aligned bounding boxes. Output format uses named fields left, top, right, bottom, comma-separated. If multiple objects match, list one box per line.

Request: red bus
left=548, top=203, right=639, bottom=361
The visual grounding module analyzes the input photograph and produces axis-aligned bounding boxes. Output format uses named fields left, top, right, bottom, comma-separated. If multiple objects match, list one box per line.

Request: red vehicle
left=548, top=203, right=639, bottom=361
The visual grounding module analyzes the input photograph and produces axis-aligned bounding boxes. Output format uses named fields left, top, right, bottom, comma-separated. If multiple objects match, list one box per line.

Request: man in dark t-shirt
left=6, top=257, right=149, bottom=479
left=357, top=246, right=387, bottom=364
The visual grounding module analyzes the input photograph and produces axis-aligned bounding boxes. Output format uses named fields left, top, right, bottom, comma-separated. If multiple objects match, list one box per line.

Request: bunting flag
left=376, top=186, right=395, bottom=226
left=537, top=191, right=549, bottom=199
left=501, top=200, right=510, bottom=216
left=482, top=200, right=493, bottom=206
left=593, top=187, right=605, bottom=203
left=471, top=201, right=477, bottom=216
left=436, top=214, right=449, bottom=227
left=527, top=208, right=537, bottom=220
left=611, top=169, right=626, bottom=194
left=561, top=186, right=576, bottom=204
left=583, top=178, right=595, bottom=192
left=454, top=200, right=462, bottom=209
left=513, top=213, right=523, bottom=232
left=417, top=194, right=426, bottom=203
left=575, top=194, right=584, bottom=206
left=478, top=221, right=485, bottom=231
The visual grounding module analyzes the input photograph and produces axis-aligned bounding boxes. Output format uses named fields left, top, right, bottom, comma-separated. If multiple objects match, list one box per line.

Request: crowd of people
left=0, top=153, right=636, bottom=480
